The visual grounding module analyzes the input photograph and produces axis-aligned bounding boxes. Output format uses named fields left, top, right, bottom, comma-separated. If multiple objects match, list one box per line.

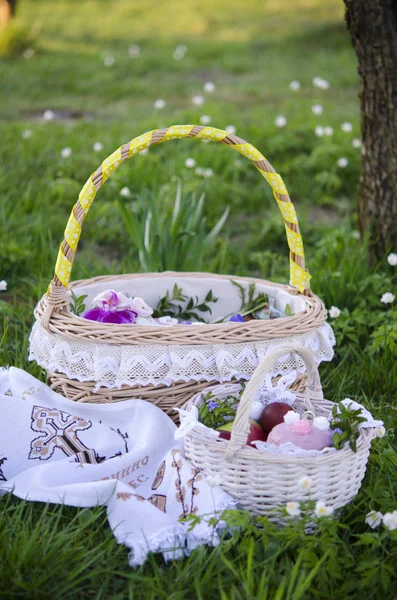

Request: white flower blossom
left=203, top=168, right=213, bottom=178
left=383, top=510, right=397, bottom=530
left=173, top=44, right=187, bottom=60
left=203, top=81, right=215, bottom=93
left=206, top=473, right=222, bottom=487
left=275, top=115, right=287, bottom=128
left=365, top=511, right=383, bottom=529
left=387, top=253, right=397, bottom=266
left=298, top=476, right=312, bottom=491
left=313, top=76, right=330, bottom=90
left=312, top=104, right=323, bottom=115
left=352, top=138, right=362, bottom=149
left=337, top=157, right=348, bottom=168
left=200, top=114, right=212, bottom=125
left=22, top=129, right=32, bottom=139
left=375, top=425, right=386, bottom=438
left=381, top=292, right=395, bottom=304
left=314, top=501, right=333, bottom=518
left=104, top=55, right=115, bottom=67
left=284, top=411, right=300, bottom=425
left=351, top=230, right=360, bottom=239
left=154, top=98, right=166, bottom=110
left=289, top=80, right=301, bottom=91
left=93, top=142, right=103, bottom=152
left=341, top=122, right=353, bottom=133
left=192, top=95, right=204, bottom=106
left=185, top=158, right=196, bottom=168
left=23, top=48, right=35, bottom=59
left=0, top=280, right=7, bottom=291
left=324, top=126, right=334, bottom=136
left=43, top=109, right=55, bottom=121
left=286, top=501, right=301, bottom=516
left=61, top=147, right=72, bottom=158
left=128, top=44, right=140, bottom=58
left=131, top=297, right=153, bottom=317
left=329, top=306, right=341, bottom=318
left=315, top=126, right=324, bottom=137
left=225, top=124, right=236, bottom=135
left=120, top=187, right=131, bottom=197
left=195, top=167, right=204, bottom=176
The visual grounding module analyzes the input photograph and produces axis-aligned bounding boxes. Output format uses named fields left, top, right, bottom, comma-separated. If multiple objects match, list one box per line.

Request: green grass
left=1, top=0, right=397, bottom=598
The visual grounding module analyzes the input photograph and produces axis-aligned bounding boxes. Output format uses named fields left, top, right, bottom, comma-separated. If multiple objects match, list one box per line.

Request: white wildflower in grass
left=195, top=167, right=204, bottom=176
left=0, top=280, right=7, bottom=291
left=43, top=109, right=55, bottom=121
left=324, top=126, right=334, bottom=136
left=329, top=306, right=341, bottom=318
left=352, top=138, right=362, bottom=148
left=139, top=148, right=149, bottom=155
left=120, top=187, right=131, bottom=198
left=93, top=142, right=103, bottom=152
left=275, top=115, right=287, bottom=128
left=185, top=158, right=196, bottom=168
left=286, top=501, right=301, bottom=517
left=351, top=230, right=360, bottom=239
left=341, top=122, right=353, bottom=133
left=103, top=55, right=115, bottom=67
left=200, top=114, right=212, bottom=125
left=383, top=510, right=397, bottom=531
left=314, top=501, right=333, bottom=518
left=315, top=125, right=324, bottom=137
left=289, top=80, right=300, bottom=91
left=154, top=99, right=166, bottom=110
left=192, top=95, right=204, bottom=107
left=128, top=44, right=140, bottom=58
left=312, top=104, right=324, bottom=115
left=298, top=476, right=312, bottom=491
left=203, top=81, right=215, bottom=93
left=365, top=511, right=383, bottom=529
left=61, top=147, right=72, bottom=158
left=381, top=292, right=395, bottom=304
left=204, top=168, right=214, bottom=178
left=22, top=129, right=32, bottom=139
left=375, top=425, right=386, bottom=438
left=173, top=44, right=187, bottom=60
left=337, top=157, right=348, bottom=168
left=23, top=48, right=35, bottom=59
left=313, top=76, right=330, bottom=90
left=206, top=473, right=221, bottom=487
left=387, top=253, right=397, bottom=266
left=225, top=124, right=236, bottom=135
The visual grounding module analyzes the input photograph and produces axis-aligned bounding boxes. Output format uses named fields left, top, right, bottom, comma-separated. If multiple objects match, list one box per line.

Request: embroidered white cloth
left=0, top=367, right=236, bottom=567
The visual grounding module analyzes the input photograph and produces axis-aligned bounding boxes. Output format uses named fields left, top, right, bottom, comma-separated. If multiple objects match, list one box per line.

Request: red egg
left=217, top=419, right=267, bottom=446
left=259, top=402, right=291, bottom=434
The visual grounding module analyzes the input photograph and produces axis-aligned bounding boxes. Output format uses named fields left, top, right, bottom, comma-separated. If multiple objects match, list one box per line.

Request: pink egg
left=267, top=420, right=333, bottom=451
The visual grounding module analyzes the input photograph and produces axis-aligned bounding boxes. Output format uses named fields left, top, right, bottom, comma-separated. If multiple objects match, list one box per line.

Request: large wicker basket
left=180, top=344, right=376, bottom=518
left=29, top=125, right=335, bottom=422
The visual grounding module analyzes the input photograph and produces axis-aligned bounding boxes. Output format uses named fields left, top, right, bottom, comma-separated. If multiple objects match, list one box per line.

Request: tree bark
left=344, top=0, right=397, bottom=258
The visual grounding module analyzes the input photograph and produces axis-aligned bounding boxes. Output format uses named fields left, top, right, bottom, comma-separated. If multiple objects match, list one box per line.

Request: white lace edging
left=29, top=322, right=335, bottom=389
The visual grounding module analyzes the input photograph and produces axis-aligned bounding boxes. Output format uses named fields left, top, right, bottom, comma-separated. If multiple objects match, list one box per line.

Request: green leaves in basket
left=69, top=291, right=88, bottom=316
left=330, top=402, right=367, bottom=452
left=197, top=391, right=238, bottom=429
left=231, top=280, right=269, bottom=317
left=152, top=284, right=218, bottom=322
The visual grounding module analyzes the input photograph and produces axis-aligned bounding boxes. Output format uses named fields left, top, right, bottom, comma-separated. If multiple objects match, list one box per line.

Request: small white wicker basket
left=180, top=344, right=376, bottom=520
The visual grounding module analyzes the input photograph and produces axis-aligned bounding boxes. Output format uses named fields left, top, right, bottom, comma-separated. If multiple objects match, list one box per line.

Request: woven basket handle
left=43, top=125, right=311, bottom=325
left=225, top=343, right=323, bottom=461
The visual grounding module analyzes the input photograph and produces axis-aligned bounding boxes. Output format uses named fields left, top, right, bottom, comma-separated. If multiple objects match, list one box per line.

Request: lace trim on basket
left=29, top=322, right=335, bottom=389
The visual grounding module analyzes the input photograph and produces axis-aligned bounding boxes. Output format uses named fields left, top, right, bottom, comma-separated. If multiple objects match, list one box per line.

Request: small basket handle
left=43, top=125, right=311, bottom=325
left=225, top=343, right=323, bottom=461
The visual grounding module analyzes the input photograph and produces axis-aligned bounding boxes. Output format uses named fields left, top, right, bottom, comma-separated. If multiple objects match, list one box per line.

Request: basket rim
left=34, top=271, right=326, bottom=346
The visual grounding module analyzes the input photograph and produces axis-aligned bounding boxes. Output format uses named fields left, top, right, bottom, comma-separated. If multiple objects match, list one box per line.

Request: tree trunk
left=344, top=0, right=397, bottom=258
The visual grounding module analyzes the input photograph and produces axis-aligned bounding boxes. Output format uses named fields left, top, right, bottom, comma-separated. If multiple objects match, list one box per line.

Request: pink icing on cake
left=267, top=419, right=333, bottom=450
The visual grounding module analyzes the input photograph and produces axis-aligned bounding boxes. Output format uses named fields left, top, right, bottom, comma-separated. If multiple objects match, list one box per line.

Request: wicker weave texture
left=182, top=344, right=375, bottom=518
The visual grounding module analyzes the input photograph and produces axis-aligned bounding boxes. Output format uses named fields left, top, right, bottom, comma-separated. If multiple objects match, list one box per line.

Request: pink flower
left=92, top=289, right=133, bottom=311
left=292, top=420, right=311, bottom=435
left=131, top=297, right=153, bottom=317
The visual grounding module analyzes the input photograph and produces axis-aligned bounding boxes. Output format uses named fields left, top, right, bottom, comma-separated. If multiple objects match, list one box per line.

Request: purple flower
left=82, top=308, right=137, bottom=324
left=83, top=307, right=108, bottom=322
left=230, top=313, right=245, bottom=323
left=207, top=400, right=219, bottom=412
